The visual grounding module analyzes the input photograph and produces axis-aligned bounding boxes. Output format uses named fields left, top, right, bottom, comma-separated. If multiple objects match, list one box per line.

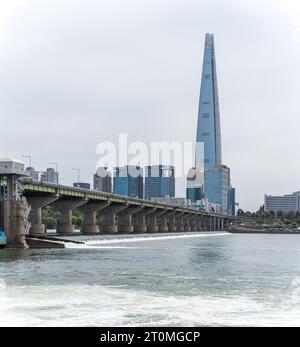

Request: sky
left=0, top=0, right=300, bottom=211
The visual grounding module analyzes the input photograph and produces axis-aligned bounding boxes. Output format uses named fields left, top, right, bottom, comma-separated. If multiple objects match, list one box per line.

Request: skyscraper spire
left=196, top=33, right=222, bottom=170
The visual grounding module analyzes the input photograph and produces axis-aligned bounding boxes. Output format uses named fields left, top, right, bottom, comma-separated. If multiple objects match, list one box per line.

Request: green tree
left=42, top=216, right=57, bottom=229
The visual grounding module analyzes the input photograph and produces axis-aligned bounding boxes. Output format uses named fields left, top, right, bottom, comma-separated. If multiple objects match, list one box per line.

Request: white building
left=264, top=192, right=300, bottom=213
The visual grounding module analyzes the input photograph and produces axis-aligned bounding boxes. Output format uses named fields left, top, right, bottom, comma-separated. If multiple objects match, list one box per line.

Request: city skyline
left=1, top=0, right=300, bottom=211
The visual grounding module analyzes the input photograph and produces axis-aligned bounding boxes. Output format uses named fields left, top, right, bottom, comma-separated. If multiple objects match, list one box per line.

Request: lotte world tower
left=188, top=33, right=235, bottom=216
left=196, top=33, right=222, bottom=170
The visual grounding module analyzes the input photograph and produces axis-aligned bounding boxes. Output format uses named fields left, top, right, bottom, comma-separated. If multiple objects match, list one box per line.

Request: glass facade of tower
left=228, top=187, right=236, bottom=216
left=196, top=33, right=222, bottom=170
left=194, top=33, right=235, bottom=215
left=204, top=164, right=230, bottom=215
left=114, top=166, right=143, bottom=199
left=145, top=165, right=175, bottom=200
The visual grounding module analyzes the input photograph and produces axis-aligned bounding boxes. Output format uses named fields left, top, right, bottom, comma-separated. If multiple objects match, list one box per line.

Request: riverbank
left=229, top=226, right=300, bottom=234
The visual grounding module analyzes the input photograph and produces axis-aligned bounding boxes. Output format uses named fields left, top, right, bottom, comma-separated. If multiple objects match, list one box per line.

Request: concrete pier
left=158, top=212, right=170, bottom=232
left=118, top=206, right=143, bottom=233
left=183, top=215, right=192, bottom=232
left=190, top=217, right=198, bottom=231
left=53, top=199, right=87, bottom=234
left=4, top=200, right=27, bottom=248
left=78, top=202, right=110, bottom=234
left=175, top=213, right=185, bottom=232
left=133, top=208, right=155, bottom=233
left=27, top=195, right=58, bottom=235
left=100, top=205, right=128, bottom=233
left=146, top=210, right=166, bottom=233
left=167, top=212, right=177, bottom=232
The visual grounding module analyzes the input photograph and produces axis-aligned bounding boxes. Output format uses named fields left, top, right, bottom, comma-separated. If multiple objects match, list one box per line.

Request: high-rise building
left=145, top=165, right=175, bottom=200
left=186, top=167, right=204, bottom=203
left=41, top=168, right=59, bottom=184
left=73, top=182, right=91, bottom=190
left=264, top=192, right=300, bottom=213
left=204, top=164, right=231, bottom=215
left=228, top=187, right=236, bottom=217
left=196, top=33, right=222, bottom=170
left=93, top=167, right=112, bottom=193
left=114, top=166, right=143, bottom=199
left=25, top=167, right=39, bottom=182
left=194, top=33, right=235, bottom=215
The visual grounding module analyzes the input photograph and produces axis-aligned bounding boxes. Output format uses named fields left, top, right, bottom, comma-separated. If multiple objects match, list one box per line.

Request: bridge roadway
left=23, top=182, right=230, bottom=235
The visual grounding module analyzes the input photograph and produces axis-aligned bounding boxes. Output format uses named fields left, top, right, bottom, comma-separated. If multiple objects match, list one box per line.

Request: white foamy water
left=1, top=283, right=300, bottom=327
left=65, top=232, right=228, bottom=249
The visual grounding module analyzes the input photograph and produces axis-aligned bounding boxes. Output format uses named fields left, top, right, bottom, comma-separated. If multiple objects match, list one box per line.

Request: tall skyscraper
left=193, top=34, right=235, bottom=215
left=114, top=166, right=143, bottom=199
left=196, top=33, right=222, bottom=170
left=145, top=165, right=175, bottom=200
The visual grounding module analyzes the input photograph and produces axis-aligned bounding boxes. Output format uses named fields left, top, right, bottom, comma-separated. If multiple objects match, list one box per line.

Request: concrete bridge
left=23, top=182, right=229, bottom=237
left=0, top=159, right=231, bottom=248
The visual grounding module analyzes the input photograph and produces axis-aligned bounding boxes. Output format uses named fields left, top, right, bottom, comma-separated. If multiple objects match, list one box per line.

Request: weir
left=0, top=159, right=231, bottom=249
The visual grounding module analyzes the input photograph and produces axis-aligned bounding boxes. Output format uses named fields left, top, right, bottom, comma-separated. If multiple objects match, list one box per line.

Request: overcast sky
left=1, top=0, right=300, bottom=211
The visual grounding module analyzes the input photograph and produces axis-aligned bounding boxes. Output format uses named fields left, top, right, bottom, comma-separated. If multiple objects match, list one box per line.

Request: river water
left=1, top=232, right=300, bottom=327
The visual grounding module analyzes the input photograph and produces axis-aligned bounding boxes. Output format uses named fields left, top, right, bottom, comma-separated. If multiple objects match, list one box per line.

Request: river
left=1, top=232, right=300, bottom=326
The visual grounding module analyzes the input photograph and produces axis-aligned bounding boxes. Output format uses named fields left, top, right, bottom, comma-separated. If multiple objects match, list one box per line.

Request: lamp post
left=22, top=155, right=32, bottom=168
left=49, top=162, right=59, bottom=185
left=59, top=177, right=66, bottom=185
left=72, top=168, right=80, bottom=186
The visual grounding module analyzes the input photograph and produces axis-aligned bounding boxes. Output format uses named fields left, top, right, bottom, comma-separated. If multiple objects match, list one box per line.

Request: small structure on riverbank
left=0, top=159, right=28, bottom=248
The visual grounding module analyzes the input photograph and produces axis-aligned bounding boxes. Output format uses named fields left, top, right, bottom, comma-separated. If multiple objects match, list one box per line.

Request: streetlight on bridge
left=22, top=155, right=32, bottom=168
left=72, top=168, right=80, bottom=185
left=49, top=162, right=59, bottom=185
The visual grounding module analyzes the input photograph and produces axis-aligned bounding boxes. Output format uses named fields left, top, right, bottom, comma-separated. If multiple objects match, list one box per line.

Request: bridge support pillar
left=53, top=199, right=87, bottom=234
left=100, top=205, right=128, bottom=234
left=167, top=212, right=177, bottom=232
left=183, top=215, right=192, bottom=232
left=133, top=208, right=155, bottom=233
left=200, top=217, right=206, bottom=231
left=146, top=210, right=165, bottom=233
left=220, top=219, right=224, bottom=230
left=175, top=213, right=185, bottom=232
left=223, top=219, right=228, bottom=230
left=27, top=195, right=59, bottom=235
left=158, top=212, right=171, bottom=232
left=118, top=207, right=143, bottom=233
left=2, top=200, right=27, bottom=248
left=210, top=217, right=217, bottom=231
left=190, top=217, right=198, bottom=231
left=202, top=217, right=209, bottom=231
left=78, top=202, right=110, bottom=234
